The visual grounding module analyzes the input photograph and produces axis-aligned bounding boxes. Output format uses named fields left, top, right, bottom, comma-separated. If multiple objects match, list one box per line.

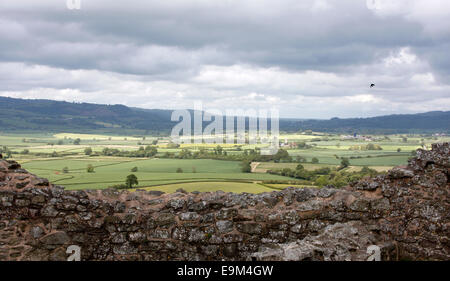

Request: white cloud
left=311, top=0, right=332, bottom=12
left=345, top=94, right=383, bottom=103
left=1, top=53, right=448, bottom=118
left=410, top=73, right=435, bottom=86
left=384, top=48, right=417, bottom=66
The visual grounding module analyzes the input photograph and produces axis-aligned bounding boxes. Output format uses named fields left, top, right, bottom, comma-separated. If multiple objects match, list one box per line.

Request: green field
left=2, top=132, right=449, bottom=192
left=21, top=158, right=292, bottom=190
left=253, top=162, right=393, bottom=173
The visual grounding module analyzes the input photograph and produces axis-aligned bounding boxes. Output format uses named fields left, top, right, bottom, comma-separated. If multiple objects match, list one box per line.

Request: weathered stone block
left=237, top=223, right=263, bottom=235
left=216, top=220, right=233, bottom=234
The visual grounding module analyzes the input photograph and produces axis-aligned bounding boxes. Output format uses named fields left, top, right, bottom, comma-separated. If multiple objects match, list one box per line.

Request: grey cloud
left=0, top=0, right=439, bottom=74
left=0, top=0, right=449, bottom=118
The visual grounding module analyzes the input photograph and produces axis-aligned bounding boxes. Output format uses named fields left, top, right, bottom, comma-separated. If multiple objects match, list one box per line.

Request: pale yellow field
left=253, top=162, right=335, bottom=173
left=265, top=184, right=316, bottom=189
left=54, top=133, right=143, bottom=141
left=279, top=134, right=319, bottom=140
left=345, top=166, right=392, bottom=172
left=132, top=181, right=276, bottom=193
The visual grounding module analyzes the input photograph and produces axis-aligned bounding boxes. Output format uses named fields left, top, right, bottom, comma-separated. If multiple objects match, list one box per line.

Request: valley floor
left=1, top=132, right=448, bottom=192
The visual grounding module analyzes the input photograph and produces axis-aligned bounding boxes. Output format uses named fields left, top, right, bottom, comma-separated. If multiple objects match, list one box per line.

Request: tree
left=361, top=166, right=377, bottom=176
left=57, top=140, right=64, bottom=145
left=297, top=142, right=310, bottom=149
left=296, top=155, right=306, bottom=163
left=367, top=143, right=382, bottom=150
left=311, top=157, right=319, bottom=164
left=315, top=175, right=329, bottom=187
left=87, top=164, right=95, bottom=173
left=274, top=149, right=291, bottom=162
left=62, top=167, right=69, bottom=174
left=340, top=157, right=350, bottom=168
left=397, top=148, right=402, bottom=152
left=131, top=166, right=138, bottom=172
left=21, top=149, right=29, bottom=155
left=295, top=169, right=312, bottom=180
left=176, top=167, right=183, bottom=173
left=84, top=147, right=93, bottom=155
left=192, top=166, right=197, bottom=173
left=144, top=146, right=157, bottom=157
left=73, top=138, right=81, bottom=145
left=241, top=161, right=251, bottom=173
left=102, top=147, right=110, bottom=156
left=179, top=148, right=192, bottom=159
left=126, top=174, right=138, bottom=188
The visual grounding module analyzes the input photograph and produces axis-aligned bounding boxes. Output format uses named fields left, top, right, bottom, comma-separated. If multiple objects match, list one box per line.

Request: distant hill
left=0, top=96, right=175, bottom=135
left=280, top=111, right=450, bottom=134
left=0, top=96, right=448, bottom=134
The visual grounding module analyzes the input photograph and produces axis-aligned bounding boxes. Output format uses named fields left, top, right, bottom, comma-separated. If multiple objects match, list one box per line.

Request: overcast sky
left=0, top=0, right=449, bottom=118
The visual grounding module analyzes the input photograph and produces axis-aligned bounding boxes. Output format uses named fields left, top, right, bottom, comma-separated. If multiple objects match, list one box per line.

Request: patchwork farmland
left=1, top=132, right=448, bottom=192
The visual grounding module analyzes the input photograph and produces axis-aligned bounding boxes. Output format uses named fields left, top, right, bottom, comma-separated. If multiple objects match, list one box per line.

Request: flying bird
left=370, top=83, right=375, bottom=88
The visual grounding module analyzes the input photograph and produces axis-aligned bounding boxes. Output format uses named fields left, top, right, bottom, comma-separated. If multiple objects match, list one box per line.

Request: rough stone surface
left=252, top=221, right=393, bottom=261
left=0, top=143, right=449, bottom=261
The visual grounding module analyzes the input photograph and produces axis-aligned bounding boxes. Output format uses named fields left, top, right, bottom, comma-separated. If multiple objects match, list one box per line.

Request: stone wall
left=0, top=143, right=448, bottom=261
